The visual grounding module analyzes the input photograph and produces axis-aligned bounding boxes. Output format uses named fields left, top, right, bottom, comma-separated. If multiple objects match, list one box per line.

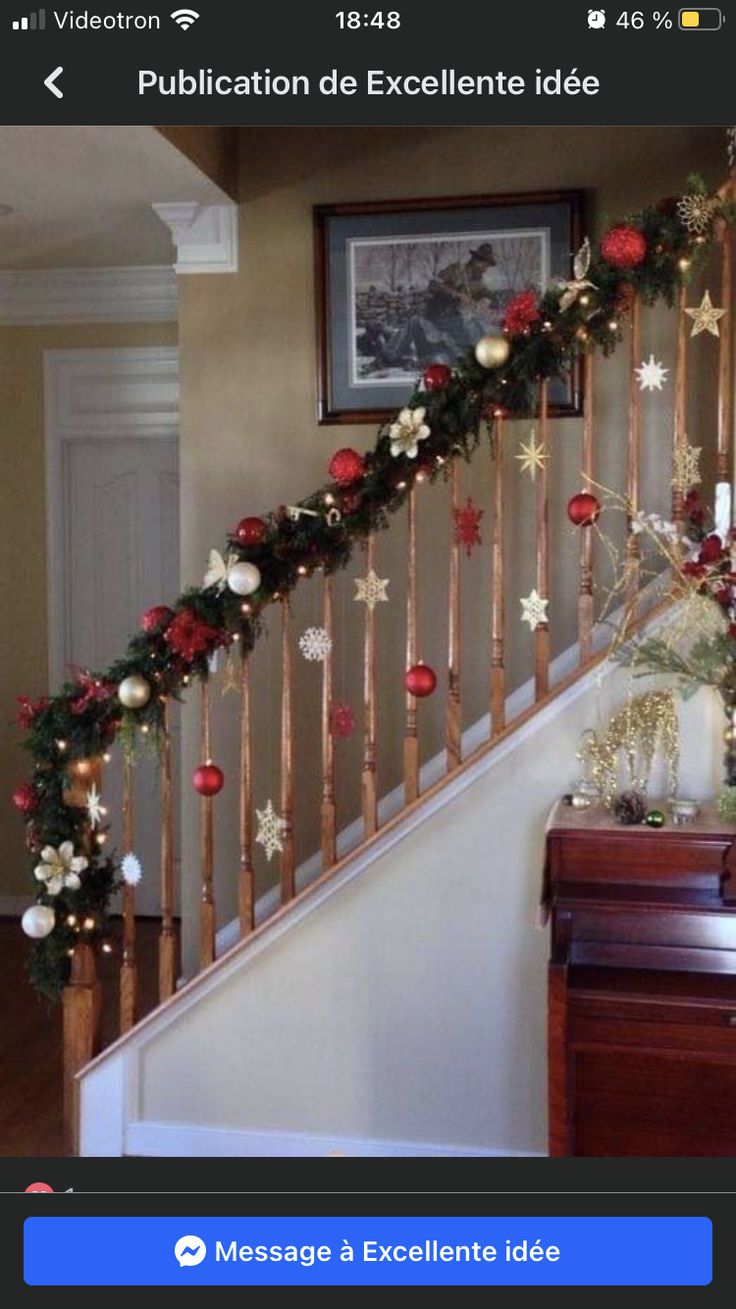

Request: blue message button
left=24, top=1216, right=712, bottom=1286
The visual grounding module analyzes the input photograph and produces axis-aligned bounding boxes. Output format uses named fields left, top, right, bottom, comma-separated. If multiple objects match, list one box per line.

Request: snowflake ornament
left=453, top=496, right=484, bottom=557
left=520, top=589, right=549, bottom=633
left=635, top=354, right=669, bottom=393
left=299, top=626, right=333, bottom=662
left=389, top=407, right=431, bottom=459
left=354, top=569, right=389, bottom=611
left=255, top=799, right=287, bottom=862
left=330, top=702, right=356, bottom=739
left=34, top=842, right=88, bottom=897
left=121, top=852, right=143, bottom=886
left=685, top=290, right=727, bottom=338
left=515, top=431, right=549, bottom=481
left=677, top=192, right=714, bottom=236
left=85, top=783, right=105, bottom=829
left=672, top=444, right=702, bottom=493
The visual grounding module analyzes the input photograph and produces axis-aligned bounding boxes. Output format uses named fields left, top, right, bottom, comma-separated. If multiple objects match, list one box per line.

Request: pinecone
left=613, top=789, right=647, bottom=826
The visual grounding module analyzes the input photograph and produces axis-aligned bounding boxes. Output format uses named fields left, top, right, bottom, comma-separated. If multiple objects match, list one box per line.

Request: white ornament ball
left=21, top=904, right=55, bottom=939
left=118, top=674, right=152, bottom=710
left=474, top=334, right=510, bottom=369
left=227, top=561, right=262, bottom=597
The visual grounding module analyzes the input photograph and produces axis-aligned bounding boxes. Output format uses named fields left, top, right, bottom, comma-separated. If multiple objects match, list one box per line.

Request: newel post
left=62, top=942, right=101, bottom=1154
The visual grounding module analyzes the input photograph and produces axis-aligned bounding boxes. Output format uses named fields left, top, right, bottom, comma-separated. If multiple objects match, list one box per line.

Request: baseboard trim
left=125, top=1120, right=544, bottom=1159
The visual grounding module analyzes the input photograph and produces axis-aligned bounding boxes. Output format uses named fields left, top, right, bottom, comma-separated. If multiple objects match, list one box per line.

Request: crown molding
left=0, top=265, right=177, bottom=325
left=151, top=202, right=239, bottom=274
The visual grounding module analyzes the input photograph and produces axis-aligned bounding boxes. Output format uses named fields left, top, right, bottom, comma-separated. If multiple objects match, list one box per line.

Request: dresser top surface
left=547, top=800, right=735, bottom=841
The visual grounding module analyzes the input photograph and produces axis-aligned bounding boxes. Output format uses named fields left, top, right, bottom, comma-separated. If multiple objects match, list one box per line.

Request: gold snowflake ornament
left=515, top=431, right=549, bottom=481
left=677, top=192, right=714, bottom=236
left=354, top=569, right=389, bottom=611
left=520, top=588, right=549, bottom=632
left=672, top=443, right=702, bottom=493
left=685, top=290, right=726, bottom=338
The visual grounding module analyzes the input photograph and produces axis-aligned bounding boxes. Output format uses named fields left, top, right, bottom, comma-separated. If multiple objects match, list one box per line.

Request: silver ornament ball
left=227, top=561, right=262, bottom=597
left=21, top=904, right=55, bottom=939
left=474, top=334, right=510, bottom=369
left=118, top=674, right=152, bottom=710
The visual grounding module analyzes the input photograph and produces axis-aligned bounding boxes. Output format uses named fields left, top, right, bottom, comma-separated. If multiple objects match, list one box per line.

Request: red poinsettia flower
left=16, top=696, right=51, bottom=731
left=165, top=608, right=225, bottom=662
left=69, top=668, right=115, bottom=716
left=699, top=534, right=723, bottom=565
left=503, top=290, right=540, bottom=336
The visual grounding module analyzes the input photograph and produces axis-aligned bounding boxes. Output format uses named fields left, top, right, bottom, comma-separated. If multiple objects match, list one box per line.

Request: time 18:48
left=336, top=11, right=401, bottom=27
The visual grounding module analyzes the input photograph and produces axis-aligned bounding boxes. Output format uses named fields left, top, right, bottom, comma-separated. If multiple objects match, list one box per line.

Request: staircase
left=23, top=172, right=736, bottom=1155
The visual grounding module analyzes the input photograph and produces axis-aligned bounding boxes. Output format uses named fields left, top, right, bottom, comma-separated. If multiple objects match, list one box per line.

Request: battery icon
left=679, top=8, right=723, bottom=27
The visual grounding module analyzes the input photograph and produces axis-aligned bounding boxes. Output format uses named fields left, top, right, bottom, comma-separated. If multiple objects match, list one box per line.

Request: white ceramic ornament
left=227, top=561, right=262, bottom=597
left=21, top=904, right=55, bottom=939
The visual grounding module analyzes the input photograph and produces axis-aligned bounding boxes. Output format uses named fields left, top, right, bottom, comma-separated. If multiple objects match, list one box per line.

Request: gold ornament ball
left=118, top=674, right=152, bottom=710
left=474, top=334, right=510, bottom=370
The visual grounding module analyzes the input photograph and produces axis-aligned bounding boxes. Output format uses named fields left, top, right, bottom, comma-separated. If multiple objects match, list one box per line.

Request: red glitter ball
left=567, top=492, right=601, bottom=528
left=12, top=782, right=37, bottom=815
left=600, top=225, right=647, bottom=269
left=405, top=663, right=437, bottom=698
left=329, top=448, right=365, bottom=488
left=423, top=363, right=452, bottom=391
left=234, top=516, right=266, bottom=547
left=193, top=763, right=225, bottom=797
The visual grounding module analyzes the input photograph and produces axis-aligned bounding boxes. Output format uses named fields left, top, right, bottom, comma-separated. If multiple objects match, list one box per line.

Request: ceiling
left=0, top=126, right=230, bottom=270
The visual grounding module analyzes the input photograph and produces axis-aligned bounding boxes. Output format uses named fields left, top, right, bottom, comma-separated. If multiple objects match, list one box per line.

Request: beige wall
left=0, top=320, right=177, bottom=900
left=177, top=125, right=726, bottom=964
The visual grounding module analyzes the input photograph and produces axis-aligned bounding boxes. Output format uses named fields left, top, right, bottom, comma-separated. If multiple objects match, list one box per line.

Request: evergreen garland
left=14, top=175, right=735, bottom=998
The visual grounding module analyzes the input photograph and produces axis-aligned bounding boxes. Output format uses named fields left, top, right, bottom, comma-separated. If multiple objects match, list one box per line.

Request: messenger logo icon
left=174, top=1235, right=207, bottom=1268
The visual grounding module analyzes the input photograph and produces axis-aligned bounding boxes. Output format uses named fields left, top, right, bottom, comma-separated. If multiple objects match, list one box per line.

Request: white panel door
left=46, top=348, right=180, bottom=917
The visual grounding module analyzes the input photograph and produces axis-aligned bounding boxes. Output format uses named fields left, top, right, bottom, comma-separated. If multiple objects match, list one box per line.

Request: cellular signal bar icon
left=12, top=8, right=46, bottom=28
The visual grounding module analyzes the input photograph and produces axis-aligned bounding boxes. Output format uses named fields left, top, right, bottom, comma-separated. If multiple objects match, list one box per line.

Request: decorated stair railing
left=12, top=170, right=736, bottom=1151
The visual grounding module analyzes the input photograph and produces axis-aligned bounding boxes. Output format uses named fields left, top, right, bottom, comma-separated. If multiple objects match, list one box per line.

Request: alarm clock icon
left=588, top=9, right=606, bottom=26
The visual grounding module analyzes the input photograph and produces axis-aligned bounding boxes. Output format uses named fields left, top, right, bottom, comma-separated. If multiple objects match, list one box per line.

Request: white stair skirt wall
left=78, top=663, right=723, bottom=1159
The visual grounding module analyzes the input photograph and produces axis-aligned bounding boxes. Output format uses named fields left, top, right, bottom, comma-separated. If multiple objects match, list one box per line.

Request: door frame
left=43, top=346, right=179, bottom=689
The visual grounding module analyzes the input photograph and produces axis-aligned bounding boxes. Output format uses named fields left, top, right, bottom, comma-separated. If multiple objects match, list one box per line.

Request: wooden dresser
left=546, top=802, right=736, bottom=1156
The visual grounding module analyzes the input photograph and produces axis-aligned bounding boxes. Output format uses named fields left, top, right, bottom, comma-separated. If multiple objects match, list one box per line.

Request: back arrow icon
left=44, top=66, right=63, bottom=98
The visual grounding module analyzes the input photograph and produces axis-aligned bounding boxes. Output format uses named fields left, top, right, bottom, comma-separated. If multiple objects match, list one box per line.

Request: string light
left=96, top=832, right=107, bottom=846
left=67, top=948, right=75, bottom=958
left=83, top=916, right=95, bottom=931
left=678, top=257, right=691, bottom=271
left=241, top=603, right=252, bottom=615
left=56, top=739, right=67, bottom=752
left=101, top=941, right=114, bottom=954
left=102, top=752, right=112, bottom=764
left=396, top=480, right=407, bottom=491
left=297, top=565, right=308, bottom=576
left=608, top=319, right=619, bottom=331
left=66, top=914, right=77, bottom=928
left=232, top=632, right=240, bottom=642
left=415, top=472, right=426, bottom=484
left=140, top=724, right=150, bottom=735
left=324, top=492, right=336, bottom=506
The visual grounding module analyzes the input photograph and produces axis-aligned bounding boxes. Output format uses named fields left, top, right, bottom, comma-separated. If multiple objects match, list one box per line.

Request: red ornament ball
left=567, top=492, right=601, bottom=528
left=141, top=605, right=173, bottom=633
left=12, top=782, right=37, bottom=814
left=405, top=662, right=437, bottom=698
left=235, top=516, right=266, bottom=547
left=600, top=226, right=647, bottom=269
left=193, top=763, right=225, bottom=797
left=329, top=448, right=365, bottom=488
left=423, top=363, right=452, bottom=391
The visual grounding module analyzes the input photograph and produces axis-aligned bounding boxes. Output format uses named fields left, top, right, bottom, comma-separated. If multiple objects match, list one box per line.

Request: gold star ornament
left=515, top=431, right=549, bottom=482
left=684, top=290, right=726, bottom=338
left=354, top=569, right=389, bottom=611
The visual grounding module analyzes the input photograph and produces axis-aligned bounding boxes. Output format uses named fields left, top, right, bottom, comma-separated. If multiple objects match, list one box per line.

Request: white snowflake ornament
left=121, top=853, right=143, bottom=887
left=34, top=842, right=88, bottom=897
left=635, top=355, right=669, bottom=393
left=255, top=800, right=287, bottom=862
left=389, top=407, right=430, bottom=459
left=520, top=589, right=549, bottom=633
left=299, top=627, right=333, bottom=662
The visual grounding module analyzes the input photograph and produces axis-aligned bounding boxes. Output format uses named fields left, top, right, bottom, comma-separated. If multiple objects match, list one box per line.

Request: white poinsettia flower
left=389, top=407, right=431, bottom=459
left=34, top=841, right=88, bottom=897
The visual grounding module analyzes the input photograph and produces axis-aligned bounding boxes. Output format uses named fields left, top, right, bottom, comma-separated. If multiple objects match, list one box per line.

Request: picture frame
left=314, top=189, right=585, bottom=424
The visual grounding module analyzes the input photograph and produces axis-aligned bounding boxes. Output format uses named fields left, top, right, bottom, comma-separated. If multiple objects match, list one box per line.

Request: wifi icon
left=170, top=8, right=199, bottom=28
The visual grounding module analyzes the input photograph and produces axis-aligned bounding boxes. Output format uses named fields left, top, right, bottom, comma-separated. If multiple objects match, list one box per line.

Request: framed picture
left=314, top=190, right=585, bottom=424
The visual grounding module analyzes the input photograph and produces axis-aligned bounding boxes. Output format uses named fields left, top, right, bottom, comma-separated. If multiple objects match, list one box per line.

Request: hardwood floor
left=0, top=917, right=172, bottom=1157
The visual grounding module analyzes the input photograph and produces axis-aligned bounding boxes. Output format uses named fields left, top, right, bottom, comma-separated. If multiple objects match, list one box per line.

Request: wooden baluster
left=535, top=381, right=550, bottom=699
left=63, top=942, right=100, bottom=1153
left=238, top=655, right=255, bottom=936
left=672, top=283, right=689, bottom=540
left=626, top=295, right=642, bottom=613
left=362, top=534, right=378, bottom=837
left=491, top=415, right=506, bottom=734
left=199, top=679, right=216, bottom=969
left=280, top=597, right=296, bottom=902
left=321, top=575, right=337, bottom=867
left=404, top=487, right=420, bottom=802
left=716, top=212, right=734, bottom=535
left=158, top=698, right=176, bottom=1001
left=119, top=756, right=136, bottom=1033
left=446, top=460, right=462, bottom=771
left=579, top=352, right=595, bottom=663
